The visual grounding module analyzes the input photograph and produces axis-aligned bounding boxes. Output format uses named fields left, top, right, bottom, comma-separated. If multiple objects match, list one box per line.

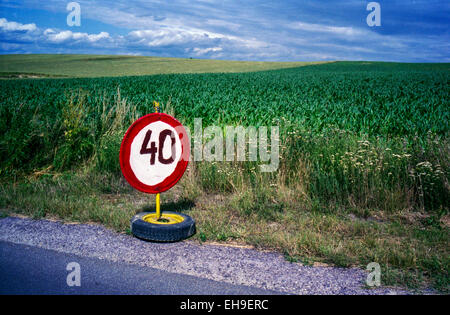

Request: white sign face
left=129, top=121, right=182, bottom=186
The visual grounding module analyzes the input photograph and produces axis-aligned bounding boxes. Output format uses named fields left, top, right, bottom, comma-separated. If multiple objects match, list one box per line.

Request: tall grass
left=1, top=85, right=448, bottom=214
left=0, top=87, right=140, bottom=175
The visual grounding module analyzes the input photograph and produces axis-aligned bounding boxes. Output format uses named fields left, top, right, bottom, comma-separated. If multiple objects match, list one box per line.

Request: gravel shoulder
left=0, top=216, right=422, bottom=295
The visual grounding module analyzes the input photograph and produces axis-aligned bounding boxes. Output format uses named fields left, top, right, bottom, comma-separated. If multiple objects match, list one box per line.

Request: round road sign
left=120, top=113, right=190, bottom=194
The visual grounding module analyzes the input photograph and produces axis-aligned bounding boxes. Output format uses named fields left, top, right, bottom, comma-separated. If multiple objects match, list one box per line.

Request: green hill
left=0, top=54, right=326, bottom=78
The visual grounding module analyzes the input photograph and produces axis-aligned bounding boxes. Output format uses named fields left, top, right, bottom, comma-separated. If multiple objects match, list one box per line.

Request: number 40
left=140, top=129, right=176, bottom=165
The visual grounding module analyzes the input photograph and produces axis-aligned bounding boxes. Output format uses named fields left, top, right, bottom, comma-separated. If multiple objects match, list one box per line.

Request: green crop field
left=0, top=56, right=449, bottom=292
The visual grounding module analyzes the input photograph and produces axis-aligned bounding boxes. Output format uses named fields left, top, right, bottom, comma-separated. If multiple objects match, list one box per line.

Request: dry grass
left=1, top=168, right=448, bottom=292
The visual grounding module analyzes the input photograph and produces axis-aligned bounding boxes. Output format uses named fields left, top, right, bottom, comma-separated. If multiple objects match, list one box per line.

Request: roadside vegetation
left=0, top=60, right=448, bottom=292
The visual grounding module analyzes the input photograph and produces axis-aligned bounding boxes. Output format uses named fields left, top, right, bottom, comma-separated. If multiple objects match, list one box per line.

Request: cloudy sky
left=0, top=0, right=449, bottom=62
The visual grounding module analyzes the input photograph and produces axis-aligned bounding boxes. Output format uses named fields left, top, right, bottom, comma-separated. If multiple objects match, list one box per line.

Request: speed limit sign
left=120, top=113, right=190, bottom=194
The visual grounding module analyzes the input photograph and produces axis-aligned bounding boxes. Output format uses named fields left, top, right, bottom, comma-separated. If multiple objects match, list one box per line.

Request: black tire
left=131, top=211, right=196, bottom=242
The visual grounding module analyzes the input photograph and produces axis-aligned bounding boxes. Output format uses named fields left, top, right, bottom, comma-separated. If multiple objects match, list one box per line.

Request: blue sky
left=0, top=0, right=449, bottom=62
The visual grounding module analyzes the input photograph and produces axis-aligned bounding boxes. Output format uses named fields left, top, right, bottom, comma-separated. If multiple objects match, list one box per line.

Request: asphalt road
left=0, top=241, right=281, bottom=295
left=0, top=217, right=418, bottom=295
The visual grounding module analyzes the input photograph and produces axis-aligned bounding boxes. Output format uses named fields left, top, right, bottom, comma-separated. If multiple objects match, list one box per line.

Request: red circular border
left=119, top=113, right=190, bottom=194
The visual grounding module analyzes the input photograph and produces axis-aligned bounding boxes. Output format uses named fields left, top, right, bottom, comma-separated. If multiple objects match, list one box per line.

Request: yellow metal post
left=154, top=100, right=160, bottom=113
left=154, top=100, right=161, bottom=219
left=156, top=193, right=161, bottom=219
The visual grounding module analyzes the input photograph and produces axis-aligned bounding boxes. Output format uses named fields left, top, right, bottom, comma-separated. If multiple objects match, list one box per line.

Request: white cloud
left=128, top=27, right=238, bottom=47
left=86, top=32, right=110, bottom=42
left=126, top=25, right=272, bottom=59
left=46, top=30, right=110, bottom=43
left=46, top=30, right=72, bottom=43
left=204, top=19, right=241, bottom=32
left=288, top=21, right=366, bottom=37
left=0, top=17, right=112, bottom=56
left=44, top=28, right=56, bottom=35
left=0, top=18, right=36, bottom=32
left=193, top=46, right=222, bottom=55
